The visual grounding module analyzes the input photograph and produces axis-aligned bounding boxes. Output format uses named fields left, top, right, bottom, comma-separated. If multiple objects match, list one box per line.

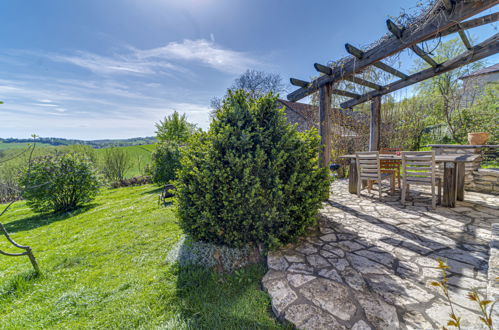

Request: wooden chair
left=158, top=184, right=176, bottom=206
left=380, top=148, right=402, bottom=189
left=356, top=152, right=395, bottom=201
left=401, top=151, right=441, bottom=209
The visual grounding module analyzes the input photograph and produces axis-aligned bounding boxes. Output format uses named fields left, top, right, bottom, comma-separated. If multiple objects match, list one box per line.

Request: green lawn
left=0, top=185, right=283, bottom=329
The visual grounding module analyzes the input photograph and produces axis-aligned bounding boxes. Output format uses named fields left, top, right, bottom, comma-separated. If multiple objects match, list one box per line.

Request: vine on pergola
left=288, top=0, right=499, bottom=167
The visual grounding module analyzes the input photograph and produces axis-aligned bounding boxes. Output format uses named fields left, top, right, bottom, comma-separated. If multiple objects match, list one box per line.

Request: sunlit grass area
left=0, top=185, right=284, bottom=329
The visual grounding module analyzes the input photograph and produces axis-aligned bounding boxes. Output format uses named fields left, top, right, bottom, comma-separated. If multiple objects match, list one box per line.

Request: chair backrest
left=380, top=147, right=401, bottom=170
left=355, top=151, right=381, bottom=181
left=380, top=148, right=401, bottom=154
left=401, top=151, right=436, bottom=185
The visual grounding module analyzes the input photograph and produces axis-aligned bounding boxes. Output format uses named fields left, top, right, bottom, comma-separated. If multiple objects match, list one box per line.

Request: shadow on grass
left=169, top=263, right=286, bottom=329
left=4, top=203, right=98, bottom=234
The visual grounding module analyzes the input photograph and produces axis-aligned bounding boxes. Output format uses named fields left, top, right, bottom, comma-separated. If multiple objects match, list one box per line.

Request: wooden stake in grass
left=0, top=221, right=40, bottom=273
left=0, top=139, right=40, bottom=273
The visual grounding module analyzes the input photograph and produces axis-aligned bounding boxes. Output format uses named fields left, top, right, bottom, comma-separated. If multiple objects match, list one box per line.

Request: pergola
left=287, top=0, right=499, bottom=168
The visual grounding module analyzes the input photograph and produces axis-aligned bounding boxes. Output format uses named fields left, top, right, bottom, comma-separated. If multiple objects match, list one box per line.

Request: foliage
left=148, top=142, right=182, bottom=185
left=155, top=111, right=197, bottom=144
left=177, top=91, right=330, bottom=249
left=451, top=83, right=499, bottom=144
left=95, top=144, right=154, bottom=178
left=431, top=258, right=495, bottom=329
left=19, top=152, right=100, bottom=213
left=0, top=162, right=20, bottom=203
left=101, top=147, right=132, bottom=182
left=0, top=185, right=284, bottom=329
left=414, top=38, right=484, bottom=143
left=210, top=69, right=286, bottom=114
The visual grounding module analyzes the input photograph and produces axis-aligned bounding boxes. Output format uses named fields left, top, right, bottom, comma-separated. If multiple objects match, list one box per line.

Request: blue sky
left=0, top=0, right=497, bottom=139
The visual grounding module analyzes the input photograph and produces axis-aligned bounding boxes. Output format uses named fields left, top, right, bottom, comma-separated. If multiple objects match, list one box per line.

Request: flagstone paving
left=263, top=180, right=498, bottom=329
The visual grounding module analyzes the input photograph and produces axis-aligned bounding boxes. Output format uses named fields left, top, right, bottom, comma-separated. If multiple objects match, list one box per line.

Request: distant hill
left=0, top=137, right=157, bottom=149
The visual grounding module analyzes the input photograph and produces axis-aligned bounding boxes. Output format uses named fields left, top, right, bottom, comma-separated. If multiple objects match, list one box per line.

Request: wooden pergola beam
left=290, top=78, right=310, bottom=88
left=422, top=12, right=499, bottom=42
left=332, top=89, right=361, bottom=99
left=458, top=30, right=473, bottom=50
left=372, top=62, right=409, bottom=79
left=344, top=76, right=382, bottom=90
left=387, top=19, right=438, bottom=68
left=287, top=0, right=497, bottom=102
left=340, top=33, right=499, bottom=108
left=442, top=0, right=454, bottom=13
left=345, top=44, right=409, bottom=79
left=314, top=63, right=333, bottom=75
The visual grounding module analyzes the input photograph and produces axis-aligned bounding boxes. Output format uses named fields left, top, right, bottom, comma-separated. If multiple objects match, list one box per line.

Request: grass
left=0, top=184, right=284, bottom=329
left=94, top=144, right=156, bottom=178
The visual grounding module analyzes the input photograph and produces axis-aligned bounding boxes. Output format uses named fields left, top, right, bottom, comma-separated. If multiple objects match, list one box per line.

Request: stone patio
left=263, top=180, right=499, bottom=329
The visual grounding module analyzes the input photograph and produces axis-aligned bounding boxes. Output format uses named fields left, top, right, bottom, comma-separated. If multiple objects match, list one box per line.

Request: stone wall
left=466, top=168, right=499, bottom=195
left=432, top=146, right=482, bottom=186
left=431, top=145, right=499, bottom=194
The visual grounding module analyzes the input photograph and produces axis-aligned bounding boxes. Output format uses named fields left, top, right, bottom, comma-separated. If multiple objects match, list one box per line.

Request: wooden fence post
left=319, top=83, right=332, bottom=168
left=369, top=96, right=381, bottom=151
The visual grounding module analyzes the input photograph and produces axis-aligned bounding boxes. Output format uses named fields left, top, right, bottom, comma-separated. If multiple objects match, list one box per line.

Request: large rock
left=300, top=278, right=357, bottom=321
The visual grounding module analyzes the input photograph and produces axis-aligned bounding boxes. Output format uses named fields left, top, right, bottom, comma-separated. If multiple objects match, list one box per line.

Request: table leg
left=442, top=161, right=458, bottom=208
left=348, top=158, right=358, bottom=194
left=457, top=163, right=465, bottom=201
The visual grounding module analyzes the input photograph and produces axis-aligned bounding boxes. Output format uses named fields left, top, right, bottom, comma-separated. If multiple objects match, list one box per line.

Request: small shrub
left=0, top=163, right=20, bottom=203
left=101, top=147, right=131, bottom=182
left=176, top=91, right=330, bottom=249
left=149, top=142, right=182, bottom=185
left=110, top=175, right=152, bottom=188
left=19, top=152, right=100, bottom=213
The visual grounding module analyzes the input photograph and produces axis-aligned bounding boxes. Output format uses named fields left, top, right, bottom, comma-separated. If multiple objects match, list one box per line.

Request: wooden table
left=339, top=154, right=480, bottom=208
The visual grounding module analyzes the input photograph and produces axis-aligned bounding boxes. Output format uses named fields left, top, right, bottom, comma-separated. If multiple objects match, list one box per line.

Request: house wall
left=461, top=72, right=499, bottom=106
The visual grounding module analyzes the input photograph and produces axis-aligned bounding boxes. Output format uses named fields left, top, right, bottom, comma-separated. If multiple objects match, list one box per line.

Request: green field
left=0, top=185, right=283, bottom=329
left=0, top=142, right=52, bottom=151
left=0, top=143, right=157, bottom=179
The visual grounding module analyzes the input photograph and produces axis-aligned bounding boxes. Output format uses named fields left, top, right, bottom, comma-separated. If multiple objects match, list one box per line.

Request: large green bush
left=149, top=142, right=182, bottom=184
left=176, top=91, right=330, bottom=249
left=20, top=152, right=100, bottom=213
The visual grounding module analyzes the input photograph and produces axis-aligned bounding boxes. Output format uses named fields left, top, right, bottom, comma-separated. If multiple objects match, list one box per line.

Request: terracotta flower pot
left=467, top=132, right=489, bottom=145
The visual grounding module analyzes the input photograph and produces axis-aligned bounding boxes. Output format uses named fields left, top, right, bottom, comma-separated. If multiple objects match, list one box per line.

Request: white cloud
left=133, top=39, right=261, bottom=74
left=0, top=77, right=212, bottom=139
left=52, top=51, right=180, bottom=75
left=50, top=39, right=261, bottom=76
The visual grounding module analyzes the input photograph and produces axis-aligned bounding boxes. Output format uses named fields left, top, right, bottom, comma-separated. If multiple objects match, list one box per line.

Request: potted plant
left=467, top=132, right=490, bottom=145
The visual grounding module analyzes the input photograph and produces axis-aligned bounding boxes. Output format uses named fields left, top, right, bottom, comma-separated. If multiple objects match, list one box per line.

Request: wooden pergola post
left=369, top=96, right=381, bottom=151
left=319, top=83, right=332, bottom=168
